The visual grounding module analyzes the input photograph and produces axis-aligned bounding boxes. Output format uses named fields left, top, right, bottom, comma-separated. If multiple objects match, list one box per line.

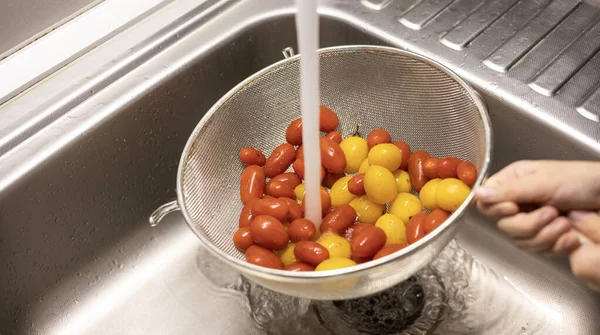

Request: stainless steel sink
left=1, top=0, right=599, bottom=334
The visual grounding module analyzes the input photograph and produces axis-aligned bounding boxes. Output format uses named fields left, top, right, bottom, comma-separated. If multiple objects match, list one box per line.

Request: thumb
left=474, top=161, right=550, bottom=204
left=569, top=211, right=600, bottom=244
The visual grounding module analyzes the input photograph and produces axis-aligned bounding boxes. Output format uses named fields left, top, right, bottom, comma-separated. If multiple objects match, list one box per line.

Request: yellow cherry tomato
left=393, top=169, right=412, bottom=193
left=389, top=193, right=423, bottom=224
left=436, top=178, right=471, bottom=212
left=349, top=195, right=385, bottom=224
left=294, top=183, right=305, bottom=204
left=277, top=243, right=297, bottom=266
left=330, top=176, right=357, bottom=208
left=294, top=183, right=328, bottom=205
left=315, top=257, right=357, bottom=271
left=368, top=143, right=402, bottom=172
left=358, top=158, right=370, bottom=174
left=364, top=165, right=398, bottom=205
left=317, top=233, right=352, bottom=258
left=419, top=178, right=441, bottom=211
left=375, top=213, right=406, bottom=245
left=339, top=136, right=369, bottom=174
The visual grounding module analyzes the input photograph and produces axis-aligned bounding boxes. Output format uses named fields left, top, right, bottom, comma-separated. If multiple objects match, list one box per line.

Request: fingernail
left=475, top=186, right=496, bottom=201
left=499, top=204, right=515, bottom=216
left=556, top=235, right=575, bottom=253
left=553, top=220, right=570, bottom=233
left=540, top=209, right=555, bottom=223
left=562, top=236, right=578, bottom=250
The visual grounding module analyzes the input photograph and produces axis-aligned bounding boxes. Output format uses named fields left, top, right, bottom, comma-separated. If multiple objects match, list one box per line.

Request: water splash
left=196, top=240, right=548, bottom=334
left=243, top=281, right=318, bottom=335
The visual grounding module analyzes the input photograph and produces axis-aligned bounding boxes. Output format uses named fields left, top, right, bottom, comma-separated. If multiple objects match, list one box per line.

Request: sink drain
left=314, top=269, right=447, bottom=335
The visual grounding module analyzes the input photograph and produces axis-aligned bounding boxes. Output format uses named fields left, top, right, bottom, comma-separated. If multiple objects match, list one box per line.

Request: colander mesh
left=181, top=48, right=485, bottom=260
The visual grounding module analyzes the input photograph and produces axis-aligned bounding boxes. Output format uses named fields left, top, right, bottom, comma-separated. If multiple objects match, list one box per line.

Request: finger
left=476, top=179, right=550, bottom=205
left=497, top=206, right=558, bottom=238
left=569, top=211, right=600, bottom=243
left=569, top=244, right=600, bottom=289
left=514, top=216, right=571, bottom=251
left=474, top=161, right=550, bottom=205
left=476, top=201, right=519, bottom=219
left=552, top=231, right=581, bottom=255
left=484, top=161, right=538, bottom=187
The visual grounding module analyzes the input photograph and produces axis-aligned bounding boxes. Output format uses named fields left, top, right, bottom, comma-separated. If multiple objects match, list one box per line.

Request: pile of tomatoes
left=235, top=106, right=477, bottom=272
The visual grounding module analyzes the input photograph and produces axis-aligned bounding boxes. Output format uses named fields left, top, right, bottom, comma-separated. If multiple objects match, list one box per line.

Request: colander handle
left=282, top=47, right=295, bottom=59
left=149, top=200, right=180, bottom=227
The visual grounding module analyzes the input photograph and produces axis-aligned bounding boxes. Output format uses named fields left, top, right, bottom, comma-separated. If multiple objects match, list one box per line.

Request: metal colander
left=150, top=45, right=492, bottom=300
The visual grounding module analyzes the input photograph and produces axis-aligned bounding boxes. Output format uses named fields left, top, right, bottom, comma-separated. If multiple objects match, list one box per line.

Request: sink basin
left=1, top=0, right=599, bottom=334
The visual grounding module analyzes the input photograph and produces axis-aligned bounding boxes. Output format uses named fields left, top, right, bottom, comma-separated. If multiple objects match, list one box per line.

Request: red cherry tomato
left=350, top=225, right=386, bottom=258
left=344, top=222, right=371, bottom=241
left=296, top=146, right=304, bottom=160
left=284, top=262, right=315, bottom=271
left=320, top=106, right=339, bottom=132
left=240, top=165, right=266, bottom=205
left=292, top=158, right=326, bottom=182
left=286, top=118, right=303, bottom=145
left=407, top=212, right=427, bottom=244
left=250, top=215, right=289, bottom=250
left=347, top=173, right=366, bottom=196
left=322, top=172, right=345, bottom=189
left=238, top=198, right=258, bottom=228
left=270, top=172, right=302, bottom=189
left=239, top=147, right=266, bottom=166
left=366, top=128, right=392, bottom=149
left=320, top=204, right=357, bottom=234
left=351, top=254, right=372, bottom=264
left=246, top=245, right=283, bottom=269
left=233, top=228, right=253, bottom=251
left=393, top=141, right=411, bottom=170
left=438, top=157, right=461, bottom=179
left=423, top=158, right=440, bottom=179
left=407, top=151, right=431, bottom=192
left=457, top=161, right=477, bottom=186
left=320, top=137, right=347, bottom=174
left=265, top=180, right=296, bottom=199
left=373, top=243, right=407, bottom=260
left=324, top=131, right=342, bottom=144
left=424, top=209, right=450, bottom=234
left=288, top=218, right=316, bottom=242
left=294, top=241, right=329, bottom=267
left=263, top=143, right=296, bottom=178
left=251, top=197, right=289, bottom=222
left=281, top=197, right=303, bottom=221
